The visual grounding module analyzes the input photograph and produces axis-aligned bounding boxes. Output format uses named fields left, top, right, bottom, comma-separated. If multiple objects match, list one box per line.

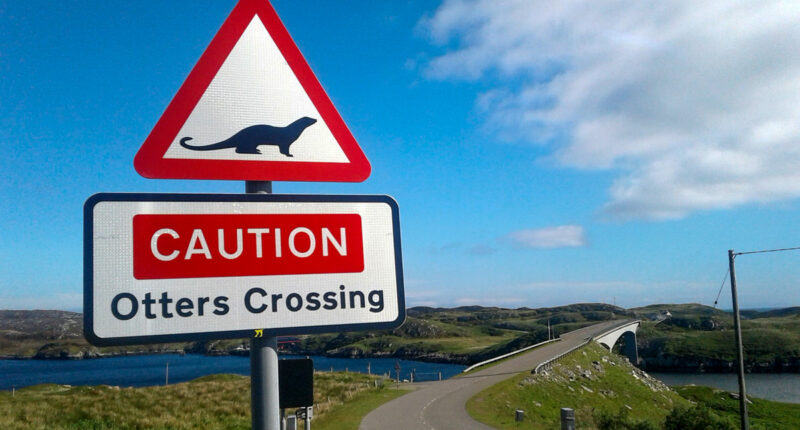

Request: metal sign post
left=251, top=335, right=280, bottom=430
left=248, top=180, right=280, bottom=430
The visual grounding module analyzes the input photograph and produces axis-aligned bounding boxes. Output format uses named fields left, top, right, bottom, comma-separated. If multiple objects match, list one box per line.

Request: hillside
left=286, top=303, right=634, bottom=363
left=0, top=371, right=397, bottom=429
left=0, top=304, right=633, bottom=363
left=468, top=342, right=800, bottom=429
left=467, top=342, right=688, bottom=429
left=3, top=304, right=800, bottom=373
left=631, top=304, right=800, bottom=372
left=0, top=310, right=201, bottom=359
left=0, top=310, right=87, bottom=358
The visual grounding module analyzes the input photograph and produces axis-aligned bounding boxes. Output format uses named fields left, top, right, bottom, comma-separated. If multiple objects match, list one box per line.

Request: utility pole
left=728, top=249, right=749, bottom=430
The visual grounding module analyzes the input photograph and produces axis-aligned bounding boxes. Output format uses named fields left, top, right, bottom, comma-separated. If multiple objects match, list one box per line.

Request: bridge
left=593, top=319, right=640, bottom=365
left=360, top=319, right=640, bottom=430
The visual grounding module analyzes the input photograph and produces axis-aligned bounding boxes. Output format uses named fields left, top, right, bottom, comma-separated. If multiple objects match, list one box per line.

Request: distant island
left=2, top=303, right=799, bottom=372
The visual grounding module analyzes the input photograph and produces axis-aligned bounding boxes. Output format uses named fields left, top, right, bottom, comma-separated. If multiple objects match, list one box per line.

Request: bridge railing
left=462, top=338, right=560, bottom=374
left=532, top=338, right=591, bottom=374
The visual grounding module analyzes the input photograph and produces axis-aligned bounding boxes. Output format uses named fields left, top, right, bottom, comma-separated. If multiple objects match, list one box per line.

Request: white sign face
left=83, top=194, right=404, bottom=346
left=162, top=16, right=347, bottom=164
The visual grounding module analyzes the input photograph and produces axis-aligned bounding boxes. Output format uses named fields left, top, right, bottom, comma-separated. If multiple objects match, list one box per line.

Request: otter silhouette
left=179, top=117, right=317, bottom=156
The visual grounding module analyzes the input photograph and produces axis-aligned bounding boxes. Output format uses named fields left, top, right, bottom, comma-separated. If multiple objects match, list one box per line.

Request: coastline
left=3, top=347, right=800, bottom=374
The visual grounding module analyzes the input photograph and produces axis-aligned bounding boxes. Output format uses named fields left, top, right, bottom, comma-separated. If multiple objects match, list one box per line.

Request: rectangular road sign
left=84, top=193, right=404, bottom=346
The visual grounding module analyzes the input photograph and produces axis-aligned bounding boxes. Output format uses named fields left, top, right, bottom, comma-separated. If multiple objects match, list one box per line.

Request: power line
left=733, top=246, right=800, bottom=256
left=713, top=246, right=799, bottom=306
left=713, top=267, right=729, bottom=308
left=716, top=245, right=799, bottom=307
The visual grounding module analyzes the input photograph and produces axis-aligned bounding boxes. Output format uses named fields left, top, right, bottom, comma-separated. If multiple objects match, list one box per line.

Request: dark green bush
left=663, top=406, right=736, bottom=430
left=596, top=408, right=659, bottom=430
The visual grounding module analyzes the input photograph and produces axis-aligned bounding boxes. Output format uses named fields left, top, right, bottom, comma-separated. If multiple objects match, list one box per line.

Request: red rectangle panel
left=133, top=214, right=364, bottom=280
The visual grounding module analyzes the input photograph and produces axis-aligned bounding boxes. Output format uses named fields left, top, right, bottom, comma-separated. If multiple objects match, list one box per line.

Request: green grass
left=0, top=372, right=404, bottom=429
left=675, top=385, right=800, bottom=430
left=466, top=343, right=689, bottom=429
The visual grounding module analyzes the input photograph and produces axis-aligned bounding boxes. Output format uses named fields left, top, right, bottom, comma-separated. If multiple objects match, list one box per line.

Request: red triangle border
left=134, top=0, right=370, bottom=182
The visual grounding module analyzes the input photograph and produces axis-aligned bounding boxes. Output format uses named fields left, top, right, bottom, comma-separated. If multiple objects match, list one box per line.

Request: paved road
left=360, top=320, right=631, bottom=430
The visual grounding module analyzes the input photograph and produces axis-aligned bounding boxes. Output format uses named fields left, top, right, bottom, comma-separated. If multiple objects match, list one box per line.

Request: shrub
left=663, top=406, right=736, bottom=430
left=596, top=408, right=658, bottom=430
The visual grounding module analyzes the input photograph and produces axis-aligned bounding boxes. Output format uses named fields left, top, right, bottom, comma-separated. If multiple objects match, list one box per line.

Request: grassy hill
left=0, top=304, right=634, bottom=363
left=676, top=385, right=800, bottom=430
left=467, top=342, right=689, bottom=429
left=467, top=342, right=800, bottom=429
left=631, top=304, right=800, bottom=372
left=4, top=347, right=799, bottom=429
left=0, top=310, right=200, bottom=359
left=0, top=371, right=402, bottom=429
left=287, top=304, right=635, bottom=363
left=3, top=304, right=799, bottom=372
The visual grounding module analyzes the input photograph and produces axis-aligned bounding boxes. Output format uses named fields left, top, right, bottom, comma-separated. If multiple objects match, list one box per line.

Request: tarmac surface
left=359, top=319, right=631, bottom=430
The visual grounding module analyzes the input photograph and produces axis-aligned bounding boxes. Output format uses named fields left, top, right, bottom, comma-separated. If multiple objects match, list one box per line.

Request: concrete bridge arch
left=594, top=320, right=640, bottom=365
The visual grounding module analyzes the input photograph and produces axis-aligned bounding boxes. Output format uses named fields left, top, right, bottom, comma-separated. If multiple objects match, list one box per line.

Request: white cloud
left=422, top=0, right=800, bottom=220
left=505, top=225, right=587, bottom=249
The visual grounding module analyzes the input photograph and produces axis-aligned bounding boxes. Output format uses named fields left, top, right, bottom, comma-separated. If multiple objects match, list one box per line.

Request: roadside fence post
left=561, top=408, right=575, bottom=430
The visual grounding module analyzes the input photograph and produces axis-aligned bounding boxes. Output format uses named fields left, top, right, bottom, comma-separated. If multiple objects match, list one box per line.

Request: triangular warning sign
left=134, top=0, right=370, bottom=182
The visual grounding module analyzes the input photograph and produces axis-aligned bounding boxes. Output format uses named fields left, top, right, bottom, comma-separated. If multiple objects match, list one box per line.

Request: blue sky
left=2, top=0, right=800, bottom=311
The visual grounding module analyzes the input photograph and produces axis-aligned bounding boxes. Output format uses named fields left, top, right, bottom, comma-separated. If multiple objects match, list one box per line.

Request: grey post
left=560, top=408, right=575, bottom=430
left=285, top=414, right=296, bottom=430
left=249, top=181, right=280, bottom=430
left=728, top=250, right=749, bottom=430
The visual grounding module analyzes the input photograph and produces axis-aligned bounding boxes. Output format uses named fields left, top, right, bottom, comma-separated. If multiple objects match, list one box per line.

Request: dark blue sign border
left=84, top=193, right=405, bottom=347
